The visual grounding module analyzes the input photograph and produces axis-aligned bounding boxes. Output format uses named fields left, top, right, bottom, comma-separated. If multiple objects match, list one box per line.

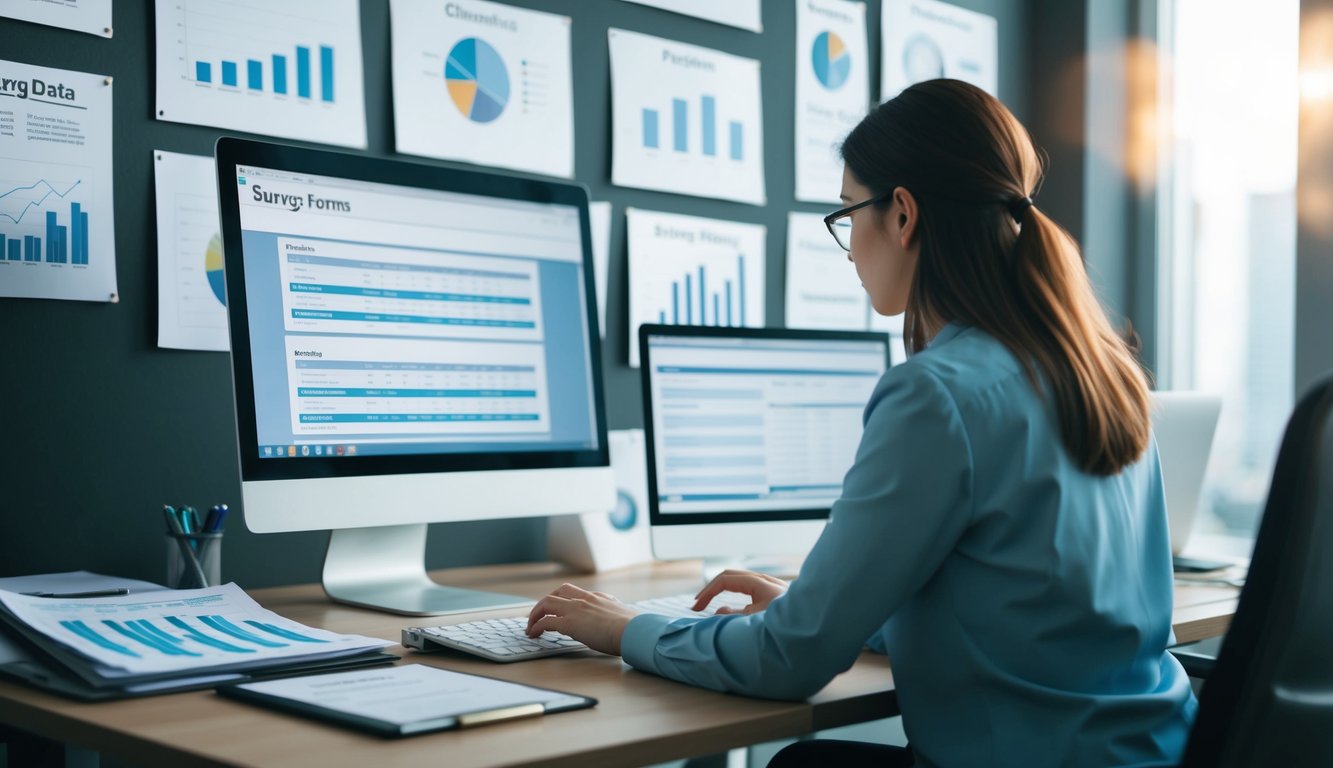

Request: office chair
left=1178, top=374, right=1333, bottom=767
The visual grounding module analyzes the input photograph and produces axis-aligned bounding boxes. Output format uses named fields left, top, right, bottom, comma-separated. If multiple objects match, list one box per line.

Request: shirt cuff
left=622, top=612, right=675, bottom=676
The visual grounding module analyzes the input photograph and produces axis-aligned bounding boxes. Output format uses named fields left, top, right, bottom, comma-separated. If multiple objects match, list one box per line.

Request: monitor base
left=322, top=524, right=532, bottom=617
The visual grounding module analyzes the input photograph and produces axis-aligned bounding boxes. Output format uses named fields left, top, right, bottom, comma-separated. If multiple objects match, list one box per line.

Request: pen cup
left=166, top=532, right=222, bottom=589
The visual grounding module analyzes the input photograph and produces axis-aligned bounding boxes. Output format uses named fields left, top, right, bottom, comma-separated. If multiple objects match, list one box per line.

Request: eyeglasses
left=823, top=193, right=890, bottom=252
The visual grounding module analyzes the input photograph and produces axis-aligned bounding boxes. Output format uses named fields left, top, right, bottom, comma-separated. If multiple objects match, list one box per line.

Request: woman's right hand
left=693, top=569, right=789, bottom=615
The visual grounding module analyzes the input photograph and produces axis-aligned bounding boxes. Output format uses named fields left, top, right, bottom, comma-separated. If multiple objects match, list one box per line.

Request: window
left=1157, top=0, right=1300, bottom=548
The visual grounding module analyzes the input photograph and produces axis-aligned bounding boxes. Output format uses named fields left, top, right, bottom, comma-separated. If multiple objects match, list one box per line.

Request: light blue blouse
left=622, top=323, right=1197, bottom=768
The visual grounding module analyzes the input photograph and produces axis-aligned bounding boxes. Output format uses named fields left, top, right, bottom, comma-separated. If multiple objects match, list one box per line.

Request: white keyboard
left=402, top=591, right=752, bottom=663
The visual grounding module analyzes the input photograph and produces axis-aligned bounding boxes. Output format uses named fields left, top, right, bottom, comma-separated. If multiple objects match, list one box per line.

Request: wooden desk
left=0, top=562, right=1238, bottom=768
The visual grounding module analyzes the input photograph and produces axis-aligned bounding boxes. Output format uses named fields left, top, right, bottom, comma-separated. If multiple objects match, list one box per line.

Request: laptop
left=1149, top=391, right=1224, bottom=571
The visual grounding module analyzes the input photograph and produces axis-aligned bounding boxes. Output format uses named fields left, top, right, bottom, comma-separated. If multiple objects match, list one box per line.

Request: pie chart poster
left=794, top=0, right=869, bottom=204
left=880, top=0, right=997, bottom=102
left=390, top=0, right=574, bottom=178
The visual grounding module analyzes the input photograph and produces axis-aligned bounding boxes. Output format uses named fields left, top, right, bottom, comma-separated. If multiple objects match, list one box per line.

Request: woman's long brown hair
left=841, top=79, right=1150, bottom=476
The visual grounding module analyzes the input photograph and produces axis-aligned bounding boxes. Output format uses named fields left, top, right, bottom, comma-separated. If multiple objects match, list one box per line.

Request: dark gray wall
left=0, top=0, right=1031, bottom=589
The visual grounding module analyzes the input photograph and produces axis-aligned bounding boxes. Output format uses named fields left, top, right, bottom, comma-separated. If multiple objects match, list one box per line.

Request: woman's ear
left=892, top=186, right=919, bottom=249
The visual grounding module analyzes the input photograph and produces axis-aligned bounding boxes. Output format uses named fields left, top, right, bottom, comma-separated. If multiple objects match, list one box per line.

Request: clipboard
left=216, top=663, right=596, bottom=738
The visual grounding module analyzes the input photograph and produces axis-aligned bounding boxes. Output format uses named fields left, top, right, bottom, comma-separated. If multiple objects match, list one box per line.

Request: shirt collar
left=925, top=321, right=967, bottom=350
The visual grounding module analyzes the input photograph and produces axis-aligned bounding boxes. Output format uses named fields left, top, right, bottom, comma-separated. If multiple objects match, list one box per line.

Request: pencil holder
left=166, top=532, right=222, bottom=589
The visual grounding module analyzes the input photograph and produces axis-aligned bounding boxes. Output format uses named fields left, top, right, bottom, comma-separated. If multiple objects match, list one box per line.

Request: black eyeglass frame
left=823, top=192, right=892, bottom=251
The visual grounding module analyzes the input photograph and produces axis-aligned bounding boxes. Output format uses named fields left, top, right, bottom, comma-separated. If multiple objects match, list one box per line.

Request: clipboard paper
left=217, top=663, right=595, bottom=737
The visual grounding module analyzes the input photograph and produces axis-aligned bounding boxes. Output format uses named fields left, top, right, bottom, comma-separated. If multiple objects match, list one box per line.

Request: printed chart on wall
left=0, top=60, right=116, bottom=302
left=795, top=0, right=868, bottom=203
left=880, top=0, right=997, bottom=101
left=610, top=29, right=765, bottom=206
left=0, top=0, right=112, bottom=37
left=617, top=0, right=762, bottom=32
left=390, top=0, right=574, bottom=178
left=627, top=208, right=765, bottom=367
left=154, top=150, right=228, bottom=351
left=154, top=0, right=367, bottom=148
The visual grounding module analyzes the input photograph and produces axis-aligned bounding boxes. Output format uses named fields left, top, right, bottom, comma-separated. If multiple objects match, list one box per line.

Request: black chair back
left=1182, top=375, right=1333, bottom=766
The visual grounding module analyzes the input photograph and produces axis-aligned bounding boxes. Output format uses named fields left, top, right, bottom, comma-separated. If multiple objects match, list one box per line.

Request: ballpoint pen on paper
left=20, top=589, right=129, bottom=599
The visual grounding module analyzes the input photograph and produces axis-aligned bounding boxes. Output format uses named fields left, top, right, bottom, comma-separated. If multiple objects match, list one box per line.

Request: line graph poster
left=0, top=60, right=117, bottom=302
left=390, top=0, right=574, bottom=178
left=154, top=150, right=229, bottom=351
left=610, top=29, right=765, bottom=205
left=795, top=0, right=868, bottom=203
left=627, top=208, right=765, bottom=367
left=154, top=0, right=367, bottom=148
left=0, top=0, right=112, bottom=37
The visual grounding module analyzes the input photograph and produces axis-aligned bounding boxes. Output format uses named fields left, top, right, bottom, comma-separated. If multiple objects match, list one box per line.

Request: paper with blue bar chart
left=0, top=583, right=390, bottom=676
left=153, top=0, right=367, bottom=148
left=610, top=29, right=765, bottom=205
left=795, top=0, right=869, bottom=203
left=0, top=60, right=117, bottom=302
left=390, top=0, right=574, bottom=178
left=154, top=150, right=229, bottom=351
left=626, top=209, right=766, bottom=367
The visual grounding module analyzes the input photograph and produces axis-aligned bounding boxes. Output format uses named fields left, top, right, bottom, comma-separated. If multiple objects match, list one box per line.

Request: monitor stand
left=321, top=524, right=532, bottom=616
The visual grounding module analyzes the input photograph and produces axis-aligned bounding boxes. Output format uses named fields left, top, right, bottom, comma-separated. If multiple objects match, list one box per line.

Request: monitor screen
left=640, top=325, right=889, bottom=566
left=221, top=144, right=605, bottom=480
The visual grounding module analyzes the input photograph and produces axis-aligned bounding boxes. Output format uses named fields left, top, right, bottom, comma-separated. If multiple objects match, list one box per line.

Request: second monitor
left=639, top=325, right=891, bottom=578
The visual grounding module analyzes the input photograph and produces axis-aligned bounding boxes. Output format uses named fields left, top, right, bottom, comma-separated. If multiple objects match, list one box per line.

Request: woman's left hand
left=525, top=583, right=638, bottom=656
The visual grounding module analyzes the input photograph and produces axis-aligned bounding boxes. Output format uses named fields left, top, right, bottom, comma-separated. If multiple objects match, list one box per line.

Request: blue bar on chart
left=729, top=121, right=743, bottom=161
left=221, top=61, right=238, bottom=87
left=6, top=238, right=18, bottom=261
left=685, top=272, right=693, bottom=323
left=659, top=310, right=667, bottom=323
left=642, top=108, right=659, bottom=149
left=71, top=202, right=88, bottom=266
left=45, top=211, right=68, bottom=264
left=195, top=61, right=212, bottom=83
left=273, top=54, right=288, bottom=94
left=320, top=45, right=334, bottom=102
left=701, top=96, right=716, bottom=157
left=672, top=99, right=688, bottom=153
left=247, top=59, right=263, bottom=90
left=737, top=254, right=746, bottom=321
left=725, top=279, right=733, bottom=326
left=296, top=46, right=311, bottom=98
left=672, top=283, right=679, bottom=323
left=713, top=295, right=720, bottom=326
left=698, top=266, right=706, bottom=325
left=24, top=235, right=40, bottom=262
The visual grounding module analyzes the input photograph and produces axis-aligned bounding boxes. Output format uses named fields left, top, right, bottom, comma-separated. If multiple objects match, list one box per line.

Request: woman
left=526, top=79, right=1196, bottom=767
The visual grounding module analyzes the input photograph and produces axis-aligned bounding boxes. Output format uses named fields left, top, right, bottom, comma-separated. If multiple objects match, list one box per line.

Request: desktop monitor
left=215, top=138, right=614, bottom=616
left=638, top=325, right=890, bottom=578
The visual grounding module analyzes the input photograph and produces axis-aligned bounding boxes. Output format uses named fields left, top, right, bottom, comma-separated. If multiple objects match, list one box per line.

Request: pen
left=163, top=504, right=210, bottom=588
left=21, top=588, right=129, bottom=599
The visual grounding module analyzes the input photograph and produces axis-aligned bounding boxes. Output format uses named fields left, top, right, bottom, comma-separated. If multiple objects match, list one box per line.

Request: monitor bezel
left=215, top=137, right=609, bottom=483
left=638, top=323, right=890, bottom=528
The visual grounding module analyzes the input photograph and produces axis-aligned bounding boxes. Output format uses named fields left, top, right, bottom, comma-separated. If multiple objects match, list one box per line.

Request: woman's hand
left=525, top=583, right=639, bottom=656
left=693, top=569, right=789, bottom=615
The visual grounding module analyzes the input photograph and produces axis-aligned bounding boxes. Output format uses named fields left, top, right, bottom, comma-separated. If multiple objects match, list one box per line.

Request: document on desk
left=219, top=664, right=596, bottom=737
left=0, top=582, right=392, bottom=679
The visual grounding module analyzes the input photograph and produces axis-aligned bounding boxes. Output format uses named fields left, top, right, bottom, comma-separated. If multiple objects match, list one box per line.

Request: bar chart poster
left=610, top=29, right=765, bottom=206
left=153, top=0, right=367, bottom=148
left=784, top=212, right=869, bottom=331
left=154, top=150, right=229, bottom=351
left=0, top=0, right=112, bottom=37
left=390, top=0, right=573, bottom=178
left=794, top=0, right=868, bottom=203
left=626, top=209, right=766, bottom=367
left=880, top=0, right=997, bottom=101
left=0, top=60, right=117, bottom=302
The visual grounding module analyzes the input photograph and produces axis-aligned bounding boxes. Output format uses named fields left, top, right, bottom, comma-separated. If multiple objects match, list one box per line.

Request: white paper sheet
left=881, top=0, right=998, bottom=101
left=784, top=212, right=869, bottom=331
left=154, top=150, right=229, bottom=351
left=794, top=0, right=869, bottom=203
left=618, top=0, right=762, bottom=32
left=610, top=29, right=766, bottom=205
left=0, top=583, right=391, bottom=675
left=589, top=201, right=612, bottom=338
left=235, top=664, right=581, bottom=728
left=390, top=0, right=574, bottom=178
left=626, top=208, right=765, bottom=367
left=153, top=0, right=367, bottom=148
left=0, top=60, right=117, bottom=302
left=0, top=0, right=111, bottom=37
